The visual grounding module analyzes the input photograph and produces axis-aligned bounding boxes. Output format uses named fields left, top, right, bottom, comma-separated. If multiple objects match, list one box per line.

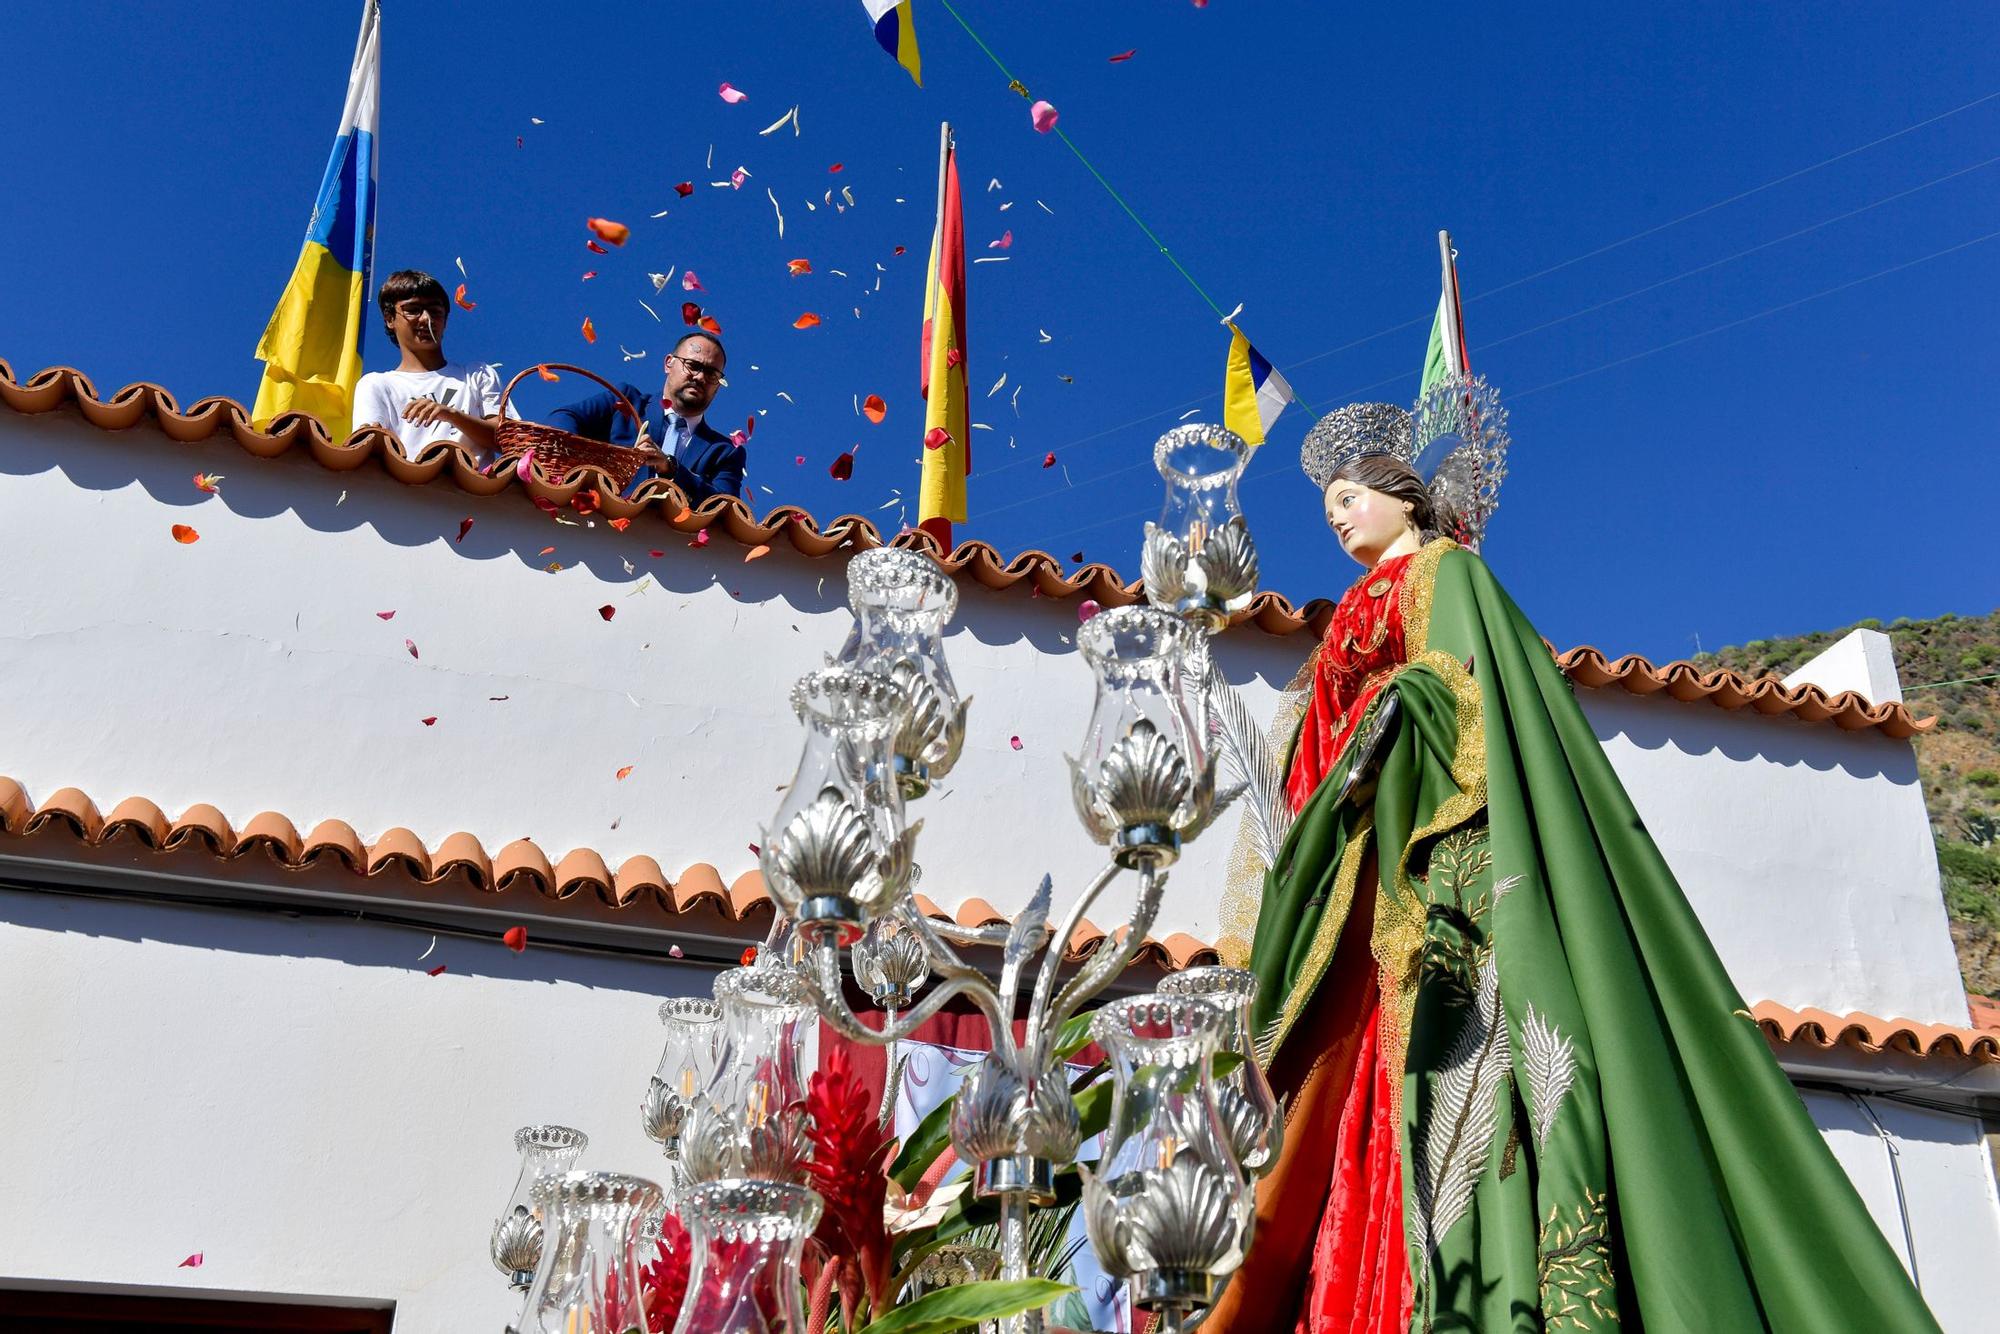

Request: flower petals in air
left=421, top=716, right=437, bottom=726
left=718, top=82, right=749, bottom=103
left=690, top=529, right=711, bottom=547
left=1030, top=100, right=1059, bottom=133
left=580, top=270, right=597, bottom=281
left=830, top=451, right=855, bottom=480
left=427, top=964, right=448, bottom=976
left=674, top=180, right=695, bottom=197
left=793, top=312, right=821, bottom=329
left=586, top=240, right=608, bottom=254
left=745, top=544, right=771, bottom=562
left=923, top=427, right=951, bottom=450
left=376, top=610, right=396, bottom=620
left=503, top=926, right=528, bottom=952
left=457, top=517, right=475, bottom=542
left=699, top=314, right=723, bottom=335
left=1079, top=599, right=1102, bottom=622
left=586, top=217, right=630, bottom=246
left=193, top=472, right=223, bottom=493
left=1042, top=451, right=1056, bottom=468
left=608, top=516, right=632, bottom=532
left=741, top=945, right=759, bottom=966
left=682, top=271, right=704, bottom=292
left=988, top=230, right=1012, bottom=250
left=597, top=604, right=617, bottom=622
left=404, top=638, right=419, bottom=659
left=453, top=283, right=476, bottom=310
left=1109, top=49, right=1137, bottom=62
left=862, top=394, right=887, bottom=423
left=681, top=301, right=703, bottom=325
left=581, top=316, right=597, bottom=344
left=668, top=944, right=684, bottom=958
left=730, top=166, right=748, bottom=189
left=536, top=365, right=560, bottom=381
left=178, top=1254, right=203, bottom=1269
left=1010, top=735, right=1024, bottom=751
left=616, top=765, right=635, bottom=780
left=787, top=258, right=812, bottom=276
left=171, top=524, right=199, bottom=543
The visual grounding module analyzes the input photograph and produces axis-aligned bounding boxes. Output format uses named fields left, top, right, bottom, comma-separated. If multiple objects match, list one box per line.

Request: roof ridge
left=0, top=358, right=1933, bottom=735
left=1749, top=999, right=2000, bottom=1064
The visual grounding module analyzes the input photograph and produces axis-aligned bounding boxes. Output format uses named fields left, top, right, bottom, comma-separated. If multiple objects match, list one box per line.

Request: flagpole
left=1438, top=229, right=1469, bottom=377
left=934, top=121, right=952, bottom=240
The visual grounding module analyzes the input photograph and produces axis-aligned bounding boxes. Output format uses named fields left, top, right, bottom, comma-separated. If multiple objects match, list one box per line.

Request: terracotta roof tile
left=0, top=359, right=1933, bottom=737
left=1751, top=1001, right=2000, bottom=1064
left=0, top=776, right=1216, bottom=971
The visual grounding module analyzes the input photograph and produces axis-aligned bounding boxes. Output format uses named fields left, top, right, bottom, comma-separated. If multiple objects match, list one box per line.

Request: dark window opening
left=0, top=1289, right=394, bottom=1332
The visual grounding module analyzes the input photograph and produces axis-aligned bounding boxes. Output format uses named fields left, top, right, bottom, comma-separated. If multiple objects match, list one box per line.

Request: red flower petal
left=171, top=524, right=199, bottom=544
left=421, top=716, right=437, bottom=726
left=829, top=451, right=855, bottom=481
left=681, top=301, right=702, bottom=326
left=862, top=394, right=887, bottom=424
left=178, top=1253, right=203, bottom=1269
left=788, top=258, right=812, bottom=276
left=1042, top=451, right=1057, bottom=468
left=608, top=517, right=632, bottom=532
left=598, top=605, right=616, bottom=620
left=405, top=638, right=419, bottom=659
left=427, top=964, right=448, bottom=976
left=456, top=517, right=475, bottom=543
left=376, top=610, right=395, bottom=620
left=503, top=926, right=528, bottom=952
left=1010, top=735, right=1024, bottom=750
left=586, top=216, right=631, bottom=246
left=923, top=427, right=951, bottom=450
left=699, top=315, right=723, bottom=335
left=674, top=181, right=695, bottom=198
left=740, top=945, right=759, bottom=966
left=586, top=239, right=609, bottom=254
left=453, top=283, right=476, bottom=310
left=1109, top=49, right=1138, bottom=62
left=616, top=765, right=635, bottom=780
left=1079, top=599, right=1102, bottom=622
left=793, top=312, right=822, bottom=329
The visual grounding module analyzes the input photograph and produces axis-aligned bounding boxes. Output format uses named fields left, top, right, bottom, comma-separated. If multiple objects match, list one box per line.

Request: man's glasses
left=672, top=355, right=724, bottom=381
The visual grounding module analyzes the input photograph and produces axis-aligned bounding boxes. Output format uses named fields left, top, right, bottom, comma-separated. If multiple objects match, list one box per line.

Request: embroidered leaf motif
left=1521, top=1003, right=1579, bottom=1153
left=1413, top=956, right=1512, bottom=1276
left=1540, top=1188, right=1618, bottom=1328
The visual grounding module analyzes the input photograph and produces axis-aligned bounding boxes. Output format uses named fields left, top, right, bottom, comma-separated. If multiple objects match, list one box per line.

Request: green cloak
left=1236, top=539, right=1939, bottom=1331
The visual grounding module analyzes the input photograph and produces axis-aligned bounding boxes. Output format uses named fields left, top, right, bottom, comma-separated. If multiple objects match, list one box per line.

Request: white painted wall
left=1575, top=688, right=1967, bottom=1024
left=0, top=887, right=700, bottom=1331
left=0, top=412, right=1301, bottom=948
left=1799, top=1086, right=2000, bottom=1334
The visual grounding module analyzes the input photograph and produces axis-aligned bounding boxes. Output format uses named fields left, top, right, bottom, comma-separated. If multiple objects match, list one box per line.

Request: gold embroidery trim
left=1264, top=813, right=1375, bottom=1055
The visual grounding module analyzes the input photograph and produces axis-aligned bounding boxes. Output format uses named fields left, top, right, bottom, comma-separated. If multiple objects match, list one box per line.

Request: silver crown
left=1298, top=402, right=1414, bottom=491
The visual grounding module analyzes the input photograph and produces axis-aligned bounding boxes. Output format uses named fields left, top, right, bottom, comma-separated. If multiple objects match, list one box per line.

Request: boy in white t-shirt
left=352, top=270, right=513, bottom=467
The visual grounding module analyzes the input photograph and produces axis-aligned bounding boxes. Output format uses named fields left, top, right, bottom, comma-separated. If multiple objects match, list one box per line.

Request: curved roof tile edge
left=0, top=360, right=1932, bottom=736
left=0, top=775, right=1218, bottom=973
left=1750, top=1000, right=2000, bottom=1065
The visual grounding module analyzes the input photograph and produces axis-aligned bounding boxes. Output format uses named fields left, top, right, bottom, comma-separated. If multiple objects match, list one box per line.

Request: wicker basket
left=494, top=363, right=652, bottom=490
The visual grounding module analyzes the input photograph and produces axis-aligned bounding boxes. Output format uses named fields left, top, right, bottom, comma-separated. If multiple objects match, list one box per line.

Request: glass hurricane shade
left=1084, top=995, right=1252, bottom=1316
left=670, top=1180, right=822, bottom=1334
left=491, top=1125, right=588, bottom=1285
left=518, top=1171, right=664, bottom=1334
left=1157, top=966, right=1282, bottom=1175
left=680, top=967, right=816, bottom=1186
left=643, top=997, right=722, bottom=1155
left=759, top=667, right=914, bottom=938
left=1142, top=424, right=1258, bottom=630
left=1070, top=607, right=1213, bottom=867
left=836, top=545, right=968, bottom=797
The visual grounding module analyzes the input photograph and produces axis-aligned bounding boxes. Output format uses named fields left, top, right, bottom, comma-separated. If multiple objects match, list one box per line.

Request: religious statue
left=1205, top=379, right=1938, bottom=1331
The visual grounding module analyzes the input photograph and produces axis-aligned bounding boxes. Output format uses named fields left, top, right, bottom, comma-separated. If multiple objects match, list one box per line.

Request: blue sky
left=4, top=1, right=1996, bottom=666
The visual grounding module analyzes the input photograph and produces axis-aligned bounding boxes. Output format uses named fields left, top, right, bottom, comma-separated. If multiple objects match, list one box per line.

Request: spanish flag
left=918, top=124, right=968, bottom=550
left=862, top=1, right=922, bottom=86
left=252, top=0, right=380, bottom=439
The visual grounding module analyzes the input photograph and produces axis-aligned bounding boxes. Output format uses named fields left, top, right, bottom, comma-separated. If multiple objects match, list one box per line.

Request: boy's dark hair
left=672, top=330, right=726, bottom=366
left=378, top=270, right=449, bottom=345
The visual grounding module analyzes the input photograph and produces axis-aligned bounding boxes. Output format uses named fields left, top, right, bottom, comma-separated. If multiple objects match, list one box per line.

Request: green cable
left=1905, top=670, right=2000, bottom=692
left=931, top=0, right=1321, bottom=418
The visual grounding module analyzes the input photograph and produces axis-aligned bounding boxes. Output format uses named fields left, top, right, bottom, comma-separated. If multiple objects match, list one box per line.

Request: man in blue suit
left=544, top=331, right=747, bottom=503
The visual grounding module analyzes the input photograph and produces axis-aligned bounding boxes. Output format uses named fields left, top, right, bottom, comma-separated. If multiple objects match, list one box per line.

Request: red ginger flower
left=805, top=1047, right=898, bottom=1312
left=639, top=1212, right=692, bottom=1333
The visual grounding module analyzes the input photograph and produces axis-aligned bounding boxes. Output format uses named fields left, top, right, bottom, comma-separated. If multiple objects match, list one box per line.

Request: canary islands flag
left=1222, top=323, right=1294, bottom=448
left=252, top=0, right=380, bottom=439
left=862, top=0, right=922, bottom=86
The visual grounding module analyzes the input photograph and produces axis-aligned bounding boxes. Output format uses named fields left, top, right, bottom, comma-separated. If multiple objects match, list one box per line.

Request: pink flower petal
left=178, top=1253, right=203, bottom=1269
left=682, top=271, right=704, bottom=292
left=1010, top=735, right=1024, bottom=751
left=1078, top=599, right=1102, bottom=622
left=404, top=639, right=419, bottom=659
left=988, top=230, right=1012, bottom=250
left=1030, top=100, right=1059, bottom=133
left=376, top=610, right=395, bottom=620
left=514, top=450, right=536, bottom=481
left=718, top=82, right=748, bottom=104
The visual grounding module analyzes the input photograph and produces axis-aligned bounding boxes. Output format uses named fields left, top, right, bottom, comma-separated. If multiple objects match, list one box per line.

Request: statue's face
left=1324, top=479, right=1414, bottom=567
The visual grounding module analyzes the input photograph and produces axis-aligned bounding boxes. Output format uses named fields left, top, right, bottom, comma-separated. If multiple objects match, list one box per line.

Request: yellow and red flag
left=918, top=124, right=968, bottom=549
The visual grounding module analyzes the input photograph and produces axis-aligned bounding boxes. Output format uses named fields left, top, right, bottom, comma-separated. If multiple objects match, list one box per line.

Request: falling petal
left=691, top=529, right=711, bottom=547
left=829, top=451, right=855, bottom=481
left=1042, top=451, right=1056, bottom=467
left=793, top=312, right=821, bottom=329
left=609, top=516, right=632, bottom=531
left=455, top=257, right=467, bottom=278
left=376, top=610, right=396, bottom=620
left=171, top=524, right=199, bottom=544
left=421, top=716, right=437, bottom=726
left=862, top=394, right=887, bottom=423
left=405, top=639, right=419, bottom=659
left=586, top=217, right=630, bottom=246
left=1038, top=329, right=1053, bottom=343
left=1079, top=599, right=1102, bottom=622
left=1109, top=49, right=1137, bottom=62
left=988, top=230, right=1012, bottom=250
left=924, top=427, right=952, bottom=450
left=699, top=314, right=722, bottom=335
left=731, top=166, right=749, bottom=189
left=669, top=944, right=685, bottom=958
left=581, top=270, right=598, bottom=281
left=453, top=283, right=476, bottom=310
left=598, top=605, right=616, bottom=621
left=787, top=258, right=812, bottom=276
left=741, top=945, right=759, bottom=966
left=795, top=455, right=805, bottom=465
left=745, top=544, right=771, bottom=562
left=456, top=517, right=475, bottom=543
left=179, top=1254, right=204, bottom=1269
left=427, top=964, right=448, bottom=976
left=766, top=187, right=786, bottom=237
left=503, top=925, right=529, bottom=952
left=1030, top=100, right=1059, bottom=132
left=537, top=365, right=560, bottom=381
left=674, top=181, right=695, bottom=197
left=718, top=81, right=748, bottom=103
left=586, top=239, right=608, bottom=254
left=681, top=301, right=702, bottom=325
left=616, top=765, right=635, bottom=780
left=758, top=106, right=796, bottom=136
left=193, top=472, right=223, bottom=493
left=581, top=316, right=597, bottom=344
left=1010, top=736, right=1025, bottom=751
left=682, top=271, right=704, bottom=292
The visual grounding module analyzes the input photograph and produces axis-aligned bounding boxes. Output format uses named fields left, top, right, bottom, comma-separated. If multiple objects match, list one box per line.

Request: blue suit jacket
left=544, top=382, right=747, bottom=503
